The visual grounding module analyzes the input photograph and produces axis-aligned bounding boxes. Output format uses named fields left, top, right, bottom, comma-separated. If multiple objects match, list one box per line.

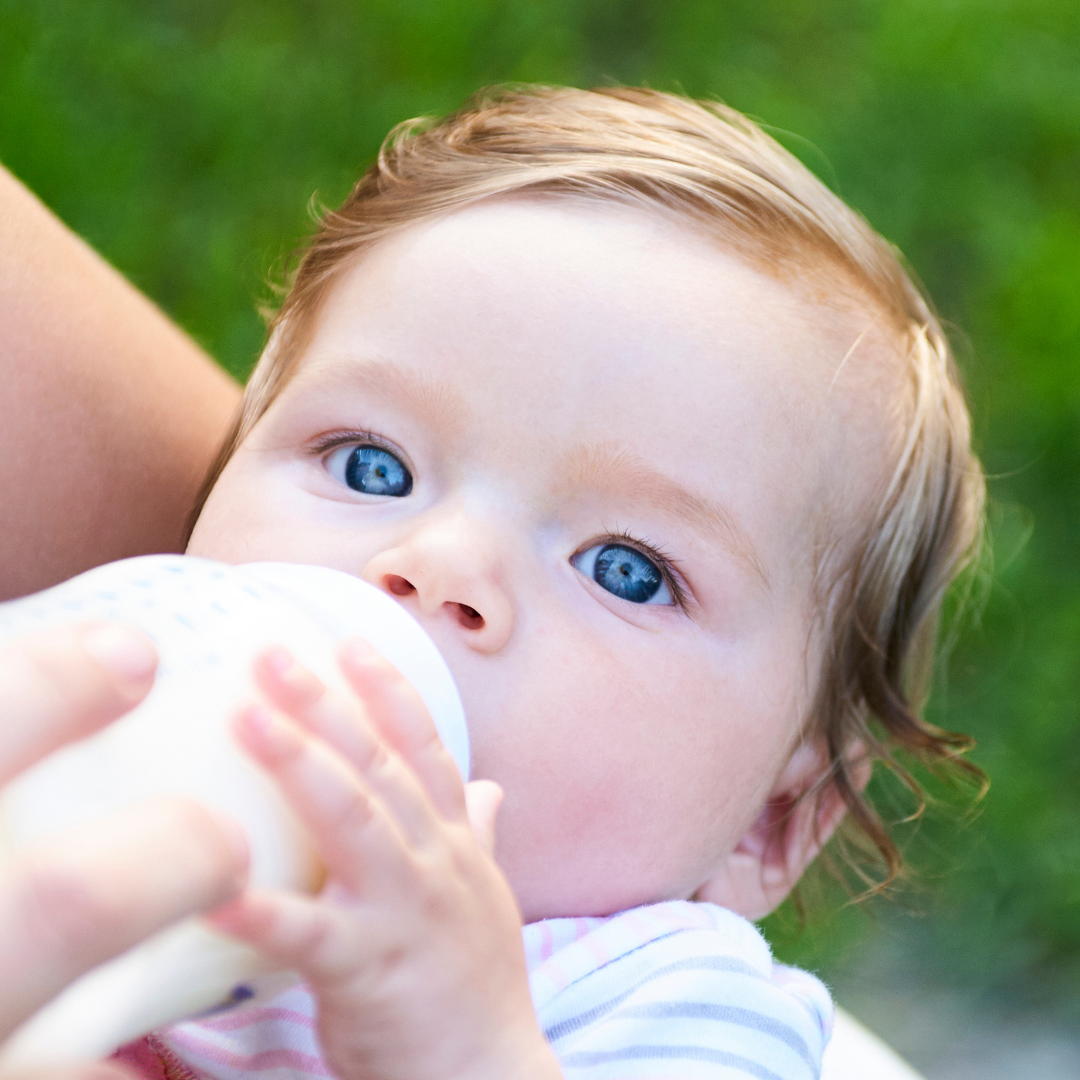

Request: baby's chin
left=507, top=861, right=703, bottom=924
left=492, top=807, right=722, bottom=923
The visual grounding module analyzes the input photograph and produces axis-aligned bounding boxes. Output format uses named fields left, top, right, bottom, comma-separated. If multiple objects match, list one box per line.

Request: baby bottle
left=0, top=555, right=469, bottom=1068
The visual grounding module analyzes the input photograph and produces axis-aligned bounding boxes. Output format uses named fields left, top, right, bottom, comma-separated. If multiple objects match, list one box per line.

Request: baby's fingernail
left=236, top=704, right=298, bottom=758
left=341, top=638, right=376, bottom=663
left=238, top=704, right=274, bottom=735
left=81, top=624, right=158, bottom=688
left=261, top=646, right=295, bottom=675
left=259, top=649, right=325, bottom=703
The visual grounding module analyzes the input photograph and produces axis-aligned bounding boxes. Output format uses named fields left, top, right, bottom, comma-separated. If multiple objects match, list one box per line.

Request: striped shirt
left=524, top=901, right=831, bottom=1079
left=126, top=900, right=831, bottom=1080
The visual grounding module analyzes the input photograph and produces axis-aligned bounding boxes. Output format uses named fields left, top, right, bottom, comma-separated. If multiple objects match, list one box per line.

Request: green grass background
left=2, top=0, right=1078, bottom=1012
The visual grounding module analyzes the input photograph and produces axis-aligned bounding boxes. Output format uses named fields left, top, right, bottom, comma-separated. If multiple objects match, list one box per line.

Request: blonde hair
left=196, top=86, right=986, bottom=889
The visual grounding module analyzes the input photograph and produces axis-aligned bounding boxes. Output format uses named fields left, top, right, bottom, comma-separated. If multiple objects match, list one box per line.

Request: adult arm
left=0, top=164, right=241, bottom=600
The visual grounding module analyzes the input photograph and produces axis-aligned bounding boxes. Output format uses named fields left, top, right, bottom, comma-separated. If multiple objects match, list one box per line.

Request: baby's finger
left=250, top=651, right=449, bottom=844
left=0, top=624, right=157, bottom=785
left=252, top=648, right=380, bottom=773
left=233, top=705, right=426, bottom=889
left=338, top=639, right=466, bottom=822
left=207, top=887, right=365, bottom=986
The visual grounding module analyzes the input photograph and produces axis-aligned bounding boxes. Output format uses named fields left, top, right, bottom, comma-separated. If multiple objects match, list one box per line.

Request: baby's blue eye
left=572, top=543, right=673, bottom=605
left=327, top=445, right=412, bottom=497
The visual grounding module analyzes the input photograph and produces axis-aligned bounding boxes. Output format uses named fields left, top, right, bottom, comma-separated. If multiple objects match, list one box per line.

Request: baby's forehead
left=286, top=198, right=903, bottom=580
left=304, top=196, right=891, bottom=393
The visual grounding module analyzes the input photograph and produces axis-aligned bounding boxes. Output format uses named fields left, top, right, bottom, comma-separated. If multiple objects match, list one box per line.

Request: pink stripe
left=192, top=1006, right=316, bottom=1033
left=658, top=905, right=688, bottom=934
left=537, top=956, right=573, bottom=994
left=539, top=921, right=554, bottom=962
left=658, top=902, right=705, bottom=932
left=165, top=1031, right=330, bottom=1077
left=583, top=932, right=611, bottom=969
left=622, top=906, right=658, bottom=941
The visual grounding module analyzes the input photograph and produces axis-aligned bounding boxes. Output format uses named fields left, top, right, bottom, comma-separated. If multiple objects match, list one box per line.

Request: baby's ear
left=694, top=739, right=871, bottom=921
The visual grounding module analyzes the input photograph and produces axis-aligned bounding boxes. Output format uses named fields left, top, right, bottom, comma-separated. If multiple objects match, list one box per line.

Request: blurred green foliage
left=2, top=0, right=1078, bottom=1004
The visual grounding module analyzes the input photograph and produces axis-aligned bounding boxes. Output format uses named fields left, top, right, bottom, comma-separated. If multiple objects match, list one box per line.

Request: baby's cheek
left=189, top=470, right=359, bottom=572
left=476, top=633, right=758, bottom=918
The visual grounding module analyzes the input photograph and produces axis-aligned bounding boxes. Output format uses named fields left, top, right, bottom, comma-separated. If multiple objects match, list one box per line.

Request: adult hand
left=0, top=624, right=248, bottom=1080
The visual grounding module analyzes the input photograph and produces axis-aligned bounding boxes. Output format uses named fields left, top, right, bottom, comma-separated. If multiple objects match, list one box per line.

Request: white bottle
left=0, top=555, right=469, bottom=1068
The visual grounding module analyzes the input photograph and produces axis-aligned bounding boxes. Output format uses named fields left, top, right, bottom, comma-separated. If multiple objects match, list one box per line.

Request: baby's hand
left=210, top=641, right=561, bottom=1080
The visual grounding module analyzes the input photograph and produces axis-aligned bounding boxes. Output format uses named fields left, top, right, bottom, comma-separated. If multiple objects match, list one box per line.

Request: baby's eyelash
left=307, top=429, right=400, bottom=457
left=603, top=529, right=692, bottom=611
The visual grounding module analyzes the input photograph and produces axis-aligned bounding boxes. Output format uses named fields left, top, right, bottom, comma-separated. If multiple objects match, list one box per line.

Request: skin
left=0, top=164, right=240, bottom=601
left=183, top=198, right=892, bottom=1079
left=191, top=198, right=884, bottom=920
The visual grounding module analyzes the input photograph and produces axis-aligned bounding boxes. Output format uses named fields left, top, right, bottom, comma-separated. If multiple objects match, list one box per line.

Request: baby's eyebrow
left=558, top=441, right=768, bottom=587
left=297, top=355, right=470, bottom=435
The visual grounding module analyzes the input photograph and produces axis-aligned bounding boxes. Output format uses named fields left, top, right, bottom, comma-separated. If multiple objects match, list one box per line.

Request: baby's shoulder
left=524, top=898, right=796, bottom=990
left=525, top=900, right=832, bottom=1080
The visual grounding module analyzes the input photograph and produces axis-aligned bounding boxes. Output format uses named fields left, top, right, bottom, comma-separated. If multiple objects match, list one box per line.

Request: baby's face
left=190, top=198, right=879, bottom=921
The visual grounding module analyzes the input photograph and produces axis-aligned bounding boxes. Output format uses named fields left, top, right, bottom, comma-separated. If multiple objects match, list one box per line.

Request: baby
left=126, top=87, right=983, bottom=1080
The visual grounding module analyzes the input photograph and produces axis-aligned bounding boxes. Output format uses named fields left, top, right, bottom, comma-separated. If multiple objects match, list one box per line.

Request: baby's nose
left=362, top=527, right=514, bottom=654
left=383, top=572, right=487, bottom=632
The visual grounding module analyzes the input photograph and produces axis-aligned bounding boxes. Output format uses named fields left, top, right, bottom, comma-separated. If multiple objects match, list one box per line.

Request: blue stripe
left=561, top=1043, right=797, bottom=1080
left=611, top=1002, right=815, bottom=1071
left=544, top=955, right=765, bottom=1042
